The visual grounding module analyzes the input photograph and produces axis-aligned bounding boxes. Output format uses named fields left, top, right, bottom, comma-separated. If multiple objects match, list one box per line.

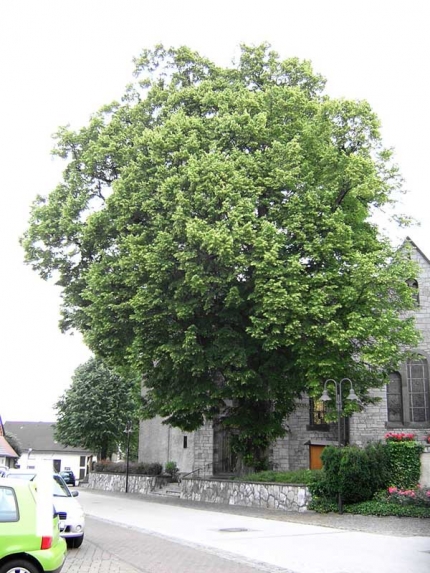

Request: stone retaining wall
left=180, top=478, right=311, bottom=512
left=87, top=472, right=170, bottom=494
left=86, top=472, right=311, bottom=511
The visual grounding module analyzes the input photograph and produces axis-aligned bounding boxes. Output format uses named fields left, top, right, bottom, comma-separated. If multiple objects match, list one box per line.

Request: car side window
left=0, top=486, right=19, bottom=522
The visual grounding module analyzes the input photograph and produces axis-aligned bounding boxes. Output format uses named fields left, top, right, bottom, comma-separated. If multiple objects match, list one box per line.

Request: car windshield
left=52, top=475, right=71, bottom=497
left=5, top=473, right=71, bottom=497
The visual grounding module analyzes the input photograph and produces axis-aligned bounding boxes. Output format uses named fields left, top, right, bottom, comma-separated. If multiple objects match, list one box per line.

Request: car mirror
left=71, top=490, right=79, bottom=497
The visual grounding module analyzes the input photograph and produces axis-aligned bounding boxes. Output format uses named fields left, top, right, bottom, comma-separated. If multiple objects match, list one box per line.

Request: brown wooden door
left=309, top=445, right=325, bottom=470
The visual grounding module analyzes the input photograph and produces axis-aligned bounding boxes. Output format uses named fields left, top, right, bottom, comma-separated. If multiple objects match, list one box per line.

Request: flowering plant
left=387, top=485, right=430, bottom=507
left=384, top=432, right=415, bottom=442
left=424, top=434, right=430, bottom=444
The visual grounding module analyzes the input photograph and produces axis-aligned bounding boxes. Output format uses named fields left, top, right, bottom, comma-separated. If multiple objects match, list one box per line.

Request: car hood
left=53, top=495, right=84, bottom=518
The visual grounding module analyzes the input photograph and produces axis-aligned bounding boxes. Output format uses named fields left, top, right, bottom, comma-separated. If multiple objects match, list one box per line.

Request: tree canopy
left=54, top=357, right=140, bottom=460
left=5, top=432, right=22, bottom=458
left=23, top=44, right=419, bottom=467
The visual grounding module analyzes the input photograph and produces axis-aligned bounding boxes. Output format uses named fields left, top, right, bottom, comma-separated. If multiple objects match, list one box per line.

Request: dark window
left=309, top=398, right=328, bottom=429
left=407, top=279, right=420, bottom=306
left=387, top=358, right=430, bottom=426
left=183, top=436, right=188, bottom=449
left=387, top=372, right=403, bottom=423
left=80, top=456, right=86, bottom=466
left=407, top=359, right=429, bottom=422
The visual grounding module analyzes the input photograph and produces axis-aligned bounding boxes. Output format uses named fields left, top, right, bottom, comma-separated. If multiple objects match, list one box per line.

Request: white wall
left=17, top=451, right=93, bottom=481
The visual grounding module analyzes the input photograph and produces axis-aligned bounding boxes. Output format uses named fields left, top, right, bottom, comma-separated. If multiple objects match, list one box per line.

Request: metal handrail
left=178, top=461, right=214, bottom=482
left=178, top=457, right=236, bottom=482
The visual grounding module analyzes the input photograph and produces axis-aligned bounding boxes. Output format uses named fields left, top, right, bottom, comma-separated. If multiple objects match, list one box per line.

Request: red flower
left=384, top=432, right=415, bottom=442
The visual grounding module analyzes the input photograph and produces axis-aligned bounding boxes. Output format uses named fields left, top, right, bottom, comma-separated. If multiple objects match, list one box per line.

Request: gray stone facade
left=139, top=417, right=213, bottom=475
left=348, top=241, right=430, bottom=448
left=139, top=239, right=430, bottom=481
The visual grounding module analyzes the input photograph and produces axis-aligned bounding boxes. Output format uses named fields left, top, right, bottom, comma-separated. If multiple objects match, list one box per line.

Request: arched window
left=388, top=357, right=430, bottom=425
left=406, top=279, right=420, bottom=306
left=407, top=358, right=429, bottom=423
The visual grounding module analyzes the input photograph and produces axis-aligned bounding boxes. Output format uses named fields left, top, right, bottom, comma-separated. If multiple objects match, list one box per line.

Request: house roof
left=404, top=236, right=430, bottom=266
left=3, top=422, right=93, bottom=454
left=0, top=436, right=18, bottom=458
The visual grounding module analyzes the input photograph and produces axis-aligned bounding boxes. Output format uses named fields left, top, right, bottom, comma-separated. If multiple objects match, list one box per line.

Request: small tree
left=54, top=357, right=141, bottom=460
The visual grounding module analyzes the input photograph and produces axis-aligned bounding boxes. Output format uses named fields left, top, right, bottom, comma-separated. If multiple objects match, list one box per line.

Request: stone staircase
left=150, top=483, right=181, bottom=498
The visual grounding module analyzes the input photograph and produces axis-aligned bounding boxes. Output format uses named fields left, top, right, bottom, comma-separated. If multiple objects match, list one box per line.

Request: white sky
left=1, top=0, right=429, bottom=423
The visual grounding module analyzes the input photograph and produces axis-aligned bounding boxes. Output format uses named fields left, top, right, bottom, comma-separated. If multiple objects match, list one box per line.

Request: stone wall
left=412, top=244, right=430, bottom=355
left=283, top=397, right=338, bottom=471
left=87, top=472, right=170, bottom=494
left=86, top=472, right=311, bottom=511
left=193, top=420, right=214, bottom=475
left=180, top=477, right=311, bottom=512
left=139, top=417, right=195, bottom=473
left=349, top=387, right=388, bottom=447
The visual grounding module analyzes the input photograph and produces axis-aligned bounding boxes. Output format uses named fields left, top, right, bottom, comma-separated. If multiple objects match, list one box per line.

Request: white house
left=4, top=421, right=95, bottom=482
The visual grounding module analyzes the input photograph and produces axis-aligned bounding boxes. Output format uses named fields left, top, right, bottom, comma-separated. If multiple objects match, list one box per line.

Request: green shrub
left=364, top=442, right=391, bottom=490
left=93, top=461, right=162, bottom=475
left=338, top=447, right=374, bottom=503
left=318, top=446, right=343, bottom=502
left=307, top=470, right=334, bottom=501
left=343, top=499, right=430, bottom=518
left=310, top=489, right=430, bottom=517
left=310, top=443, right=390, bottom=505
left=135, top=462, right=163, bottom=476
left=164, top=461, right=179, bottom=479
left=240, top=469, right=317, bottom=484
left=308, top=498, right=338, bottom=513
left=385, top=440, right=424, bottom=489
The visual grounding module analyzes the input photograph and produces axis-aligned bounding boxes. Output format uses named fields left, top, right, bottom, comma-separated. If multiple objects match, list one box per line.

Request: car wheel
left=67, top=534, right=84, bottom=549
left=0, top=559, right=41, bottom=573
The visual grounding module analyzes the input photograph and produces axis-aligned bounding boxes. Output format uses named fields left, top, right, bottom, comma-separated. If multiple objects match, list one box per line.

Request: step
left=150, top=486, right=181, bottom=498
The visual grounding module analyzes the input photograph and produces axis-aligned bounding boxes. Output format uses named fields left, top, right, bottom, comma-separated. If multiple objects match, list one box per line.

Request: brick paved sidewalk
left=64, top=516, right=293, bottom=573
left=62, top=532, right=139, bottom=573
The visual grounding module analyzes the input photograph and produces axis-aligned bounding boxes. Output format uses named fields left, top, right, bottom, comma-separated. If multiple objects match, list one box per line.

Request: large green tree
left=23, top=44, right=419, bottom=467
left=54, top=358, right=140, bottom=460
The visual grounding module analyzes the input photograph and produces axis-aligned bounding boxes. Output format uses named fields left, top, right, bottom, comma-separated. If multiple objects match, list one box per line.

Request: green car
left=0, top=478, right=67, bottom=573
